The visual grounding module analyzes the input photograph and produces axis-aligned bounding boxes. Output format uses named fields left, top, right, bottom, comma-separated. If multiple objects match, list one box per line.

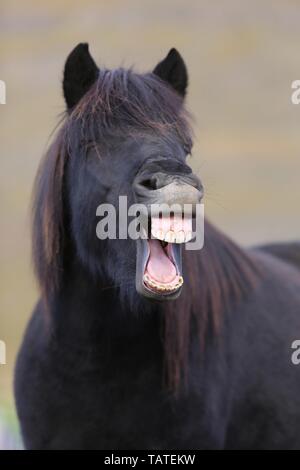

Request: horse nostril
left=138, top=176, right=159, bottom=191
left=135, top=171, right=203, bottom=195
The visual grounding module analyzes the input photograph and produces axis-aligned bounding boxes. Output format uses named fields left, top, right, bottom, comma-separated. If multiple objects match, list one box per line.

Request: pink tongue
left=146, top=239, right=177, bottom=283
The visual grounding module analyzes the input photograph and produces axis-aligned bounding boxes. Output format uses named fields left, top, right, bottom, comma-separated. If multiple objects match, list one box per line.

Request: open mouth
left=136, top=214, right=193, bottom=300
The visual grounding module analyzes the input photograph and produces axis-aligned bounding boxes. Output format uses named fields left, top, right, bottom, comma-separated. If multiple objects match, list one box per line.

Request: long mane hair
left=32, top=68, right=260, bottom=392
left=32, top=68, right=192, bottom=301
left=164, top=224, right=260, bottom=391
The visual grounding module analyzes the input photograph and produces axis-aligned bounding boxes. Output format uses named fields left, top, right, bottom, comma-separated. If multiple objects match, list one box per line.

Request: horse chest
left=45, top=348, right=211, bottom=449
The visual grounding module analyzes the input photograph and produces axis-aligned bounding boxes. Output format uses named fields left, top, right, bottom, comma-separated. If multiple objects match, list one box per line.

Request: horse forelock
left=67, top=67, right=193, bottom=150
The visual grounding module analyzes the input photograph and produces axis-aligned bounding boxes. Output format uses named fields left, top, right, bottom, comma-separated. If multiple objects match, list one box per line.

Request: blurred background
left=1, top=0, right=300, bottom=448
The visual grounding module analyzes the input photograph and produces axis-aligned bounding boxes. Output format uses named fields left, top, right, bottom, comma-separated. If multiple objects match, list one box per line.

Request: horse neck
left=47, top=222, right=259, bottom=366
left=50, top=257, right=161, bottom=350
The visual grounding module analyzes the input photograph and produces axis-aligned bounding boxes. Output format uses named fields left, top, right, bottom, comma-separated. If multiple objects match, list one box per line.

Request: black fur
left=63, top=43, right=99, bottom=109
left=14, top=47, right=300, bottom=450
left=153, top=48, right=188, bottom=97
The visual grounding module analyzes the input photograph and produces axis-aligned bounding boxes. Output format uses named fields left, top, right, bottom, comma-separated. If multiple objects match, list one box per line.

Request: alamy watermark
left=95, top=197, right=205, bottom=250
left=0, top=79, right=6, bottom=362
left=0, top=340, right=6, bottom=365
left=291, top=340, right=300, bottom=365
left=291, top=80, right=300, bottom=104
left=0, top=80, right=6, bottom=104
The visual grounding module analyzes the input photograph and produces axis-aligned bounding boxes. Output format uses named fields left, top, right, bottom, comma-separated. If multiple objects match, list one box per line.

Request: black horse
left=15, top=44, right=300, bottom=449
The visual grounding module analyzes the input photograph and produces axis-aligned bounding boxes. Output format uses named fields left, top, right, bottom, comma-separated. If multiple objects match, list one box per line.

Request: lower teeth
left=143, top=274, right=183, bottom=292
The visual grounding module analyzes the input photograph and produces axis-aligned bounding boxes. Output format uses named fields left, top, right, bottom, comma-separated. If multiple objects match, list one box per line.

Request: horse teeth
left=143, top=274, right=184, bottom=292
left=150, top=224, right=192, bottom=245
left=175, top=230, right=185, bottom=244
left=184, top=231, right=193, bottom=242
left=164, top=231, right=175, bottom=243
left=156, top=229, right=165, bottom=241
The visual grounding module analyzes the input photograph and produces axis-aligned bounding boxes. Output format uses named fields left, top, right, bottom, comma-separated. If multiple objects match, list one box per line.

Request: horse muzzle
left=133, top=158, right=203, bottom=301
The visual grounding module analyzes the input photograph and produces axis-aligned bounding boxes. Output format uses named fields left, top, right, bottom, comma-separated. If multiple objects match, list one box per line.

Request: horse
left=15, top=44, right=300, bottom=449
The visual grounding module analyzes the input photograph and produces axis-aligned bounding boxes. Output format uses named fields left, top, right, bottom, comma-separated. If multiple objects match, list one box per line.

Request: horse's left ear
left=63, top=43, right=99, bottom=110
left=153, top=48, right=188, bottom=97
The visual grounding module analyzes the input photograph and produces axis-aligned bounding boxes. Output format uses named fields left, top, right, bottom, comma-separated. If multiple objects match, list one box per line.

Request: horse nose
left=136, top=171, right=202, bottom=193
left=133, top=166, right=204, bottom=213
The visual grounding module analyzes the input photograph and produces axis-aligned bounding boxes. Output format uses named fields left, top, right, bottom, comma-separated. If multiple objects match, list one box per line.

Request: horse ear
left=153, top=48, right=188, bottom=97
left=63, top=43, right=99, bottom=109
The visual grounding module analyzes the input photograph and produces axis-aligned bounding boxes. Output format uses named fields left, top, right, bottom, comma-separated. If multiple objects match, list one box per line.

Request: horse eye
left=183, top=143, right=192, bottom=156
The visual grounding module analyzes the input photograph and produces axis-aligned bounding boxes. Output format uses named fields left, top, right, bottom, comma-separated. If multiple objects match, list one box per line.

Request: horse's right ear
left=63, top=43, right=99, bottom=110
left=153, top=48, right=188, bottom=97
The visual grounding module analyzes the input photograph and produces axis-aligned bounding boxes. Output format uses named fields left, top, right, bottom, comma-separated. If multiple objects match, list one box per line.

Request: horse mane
left=32, top=68, right=192, bottom=303
left=163, top=221, right=261, bottom=392
left=67, top=68, right=192, bottom=152
left=32, top=125, right=67, bottom=304
left=32, top=67, right=261, bottom=392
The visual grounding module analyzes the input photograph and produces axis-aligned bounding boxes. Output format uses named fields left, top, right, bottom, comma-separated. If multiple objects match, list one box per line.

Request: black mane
left=32, top=67, right=261, bottom=391
left=164, top=221, right=260, bottom=391
left=68, top=68, right=192, bottom=149
left=16, top=48, right=300, bottom=450
left=32, top=68, right=192, bottom=303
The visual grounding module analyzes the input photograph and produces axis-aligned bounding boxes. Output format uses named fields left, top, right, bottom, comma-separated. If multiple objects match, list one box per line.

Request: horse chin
left=135, top=236, right=183, bottom=302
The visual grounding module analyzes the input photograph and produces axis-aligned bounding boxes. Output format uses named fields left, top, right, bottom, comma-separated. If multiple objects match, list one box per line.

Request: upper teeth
left=151, top=228, right=193, bottom=243
left=150, top=215, right=194, bottom=244
left=165, top=231, right=175, bottom=243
